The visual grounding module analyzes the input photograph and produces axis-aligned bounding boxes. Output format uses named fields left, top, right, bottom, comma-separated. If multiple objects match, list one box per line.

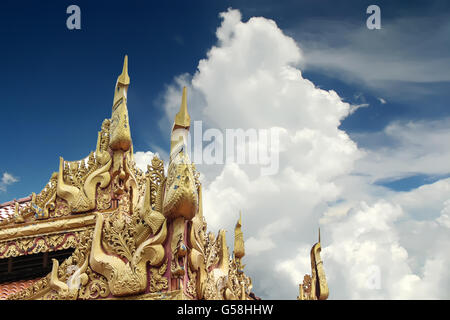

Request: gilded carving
left=89, top=211, right=167, bottom=296
left=171, top=217, right=187, bottom=278
left=186, top=263, right=197, bottom=298
left=109, top=55, right=131, bottom=152
left=7, top=275, right=51, bottom=300
left=298, top=231, right=329, bottom=300
left=96, top=184, right=112, bottom=211
left=0, top=232, right=82, bottom=258
left=54, top=197, right=70, bottom=217
left=56, top=120, right=112, bottom=214
left=57, top=153, right=112, bottom=213
left=13, top=202, right=24, bottom=223
left=147, top=155, right=165, bottom=211
left=48, top=256, right=89, bottom=299
left=149, top=258, right=169, bottom=293
left=78, top=268, right=110, bottom=300
left=163, top=152, right=198, bottom=220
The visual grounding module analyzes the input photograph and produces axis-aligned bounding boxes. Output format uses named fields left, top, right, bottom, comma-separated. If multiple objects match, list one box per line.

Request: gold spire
left=174, top=87, right=191, bottom=129
left=234, top=211, right=245, bottom=260
left=110, top=55, right=132, bottom=151
left=117, top=55, right=130, bottom=86
left=113, top=55, right=130, bottom=108
left=318, top=227, right=321, bottom=243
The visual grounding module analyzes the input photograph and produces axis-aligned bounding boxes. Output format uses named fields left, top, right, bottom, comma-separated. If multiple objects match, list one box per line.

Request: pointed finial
left=234, top=210, right=245, bottom=259
left=110, top=55, right=132, bottom=151
left=318, top=228, right=321, bottom=243
left=117, top=55, right=130, bottom=86
left=174, top=87, right=191, bottom=128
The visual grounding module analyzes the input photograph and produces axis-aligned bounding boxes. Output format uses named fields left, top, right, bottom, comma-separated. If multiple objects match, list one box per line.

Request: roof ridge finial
left=110, top=55, right=132, bottom=151
left=234, top=210, right=245, bottom=260
left=174, top=86, right=191, bottom=129
left=318, top=227, right=321, bottom=243
left=117, top=55, right=130, bottom=86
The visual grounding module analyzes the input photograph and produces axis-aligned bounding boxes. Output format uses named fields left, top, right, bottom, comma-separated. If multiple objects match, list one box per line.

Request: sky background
left=1, top=0, right=449, bottom=299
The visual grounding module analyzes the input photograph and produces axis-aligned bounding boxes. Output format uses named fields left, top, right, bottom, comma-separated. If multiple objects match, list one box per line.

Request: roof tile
left=0, top=278, right=41, bottom=300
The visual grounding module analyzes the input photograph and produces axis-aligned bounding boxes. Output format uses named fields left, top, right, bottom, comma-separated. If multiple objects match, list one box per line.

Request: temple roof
left=0, top=197, right=31, bottom=224
left=0, top=56, right=324, bottom=300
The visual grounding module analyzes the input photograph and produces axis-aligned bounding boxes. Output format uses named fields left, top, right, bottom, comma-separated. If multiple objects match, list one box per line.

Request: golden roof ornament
left=234, top=212, right=245, bottom=260
left=110, top=55, right=132, bottom=151
left=174, top=86, right=191, bottom=129
left=117, top=54, right=130, bottom=86
left=297, top=228, right=329, bottom=300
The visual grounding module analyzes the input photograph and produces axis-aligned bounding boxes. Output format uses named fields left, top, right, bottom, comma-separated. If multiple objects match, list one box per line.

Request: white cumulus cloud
left=154, top=8, right=450, bottom=299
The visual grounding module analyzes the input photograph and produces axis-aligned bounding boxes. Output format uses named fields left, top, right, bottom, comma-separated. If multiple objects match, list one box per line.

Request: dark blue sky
left=1, top=0, right=449, bottom=202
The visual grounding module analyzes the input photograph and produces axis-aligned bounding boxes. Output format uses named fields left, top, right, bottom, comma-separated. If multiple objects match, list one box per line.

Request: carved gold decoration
left=96, top=184, right=112, bottom=211
left=163, top=156, right=198, bottom=220
left=149, top=258, right=169, bottom=293
left=186, top=262, right=197, bottom=298
left=79, top=267, right=110, bottom=300
left=0, top=232, right=82, bottom=258
left=298, top=230, right=329, bottom=300
left=171, top=217, right=186, bottom=278
left=118, top=192, right=131, bottom=216
left=110, top=55, right=132, bottom=152
left=0, top=214, right=96, bottom=242
left=57, top=153, right=111, bottom=213
left=106, top=290, right=185, bottom=300
left=13, top=202, right=24, bottom=223
left=234, top=212, right=245, bottom=262
left=7, top=275, right=51, bottom=300
left=89, top=211, right=167, bottom=296
left=174, top=87, right=191, bottom=129
left=56, top=120, right=112, bottom=214
left=147, top=156, right=165, bottom=211
left=6, top=174, right=59, bottom=226
left=48, top=256, right=89, bottom=300
left=54, top=197, right=70, bottom=218
left=32, top=173, right=58, bottom=220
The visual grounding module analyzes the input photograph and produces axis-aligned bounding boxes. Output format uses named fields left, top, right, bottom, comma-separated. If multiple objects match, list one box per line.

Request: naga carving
left=89, top=209, right=167, bottom=296
left=56, top=128, right=112, bottom=213
left=49, top=257, right=89, bottom=300
left=12, top=174, right=58, bottom=223
left=163, top=151, right=198, bottom=220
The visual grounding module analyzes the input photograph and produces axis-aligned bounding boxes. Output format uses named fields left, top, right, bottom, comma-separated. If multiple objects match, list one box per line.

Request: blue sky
left=1, top=0, right=450, bottom=300
left=1, top=0, right=449, bottom=202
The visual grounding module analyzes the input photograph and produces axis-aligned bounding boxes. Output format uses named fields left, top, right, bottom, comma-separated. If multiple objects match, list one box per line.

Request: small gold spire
left=117, top=55, right=130, bottom=86
left=110, top=55, right=132, bottom=151
left=234, top=211, right=245, bottom=260
left=174, top=87, right=191, bottom=129
left=318, top=227, right=321, bottom=243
